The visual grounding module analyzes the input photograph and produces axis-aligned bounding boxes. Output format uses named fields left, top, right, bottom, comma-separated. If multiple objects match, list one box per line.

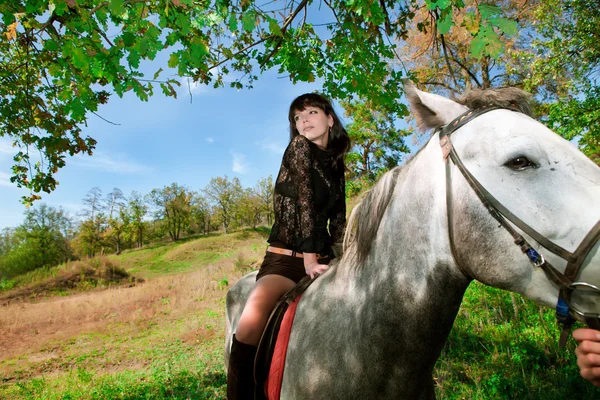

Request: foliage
left=345, top=175, right=373, bottom=198
left=74, top=187, right=107, bottom=257
left=0, top=227, right=18, bottom=256
left=0, top=0, right=517, bottom=203
left=399, top=0, right=528, bottom=95
left=399, top=0, right=599, bottom=161
left=128, top=190, right=148, bottom=248
left=546, top=86, right=600, bottom=164
left=0, top=204, right=73, bottom=278
left=529, top=0, right=600, bottom=163
left=148, top=183, right=197, bottom=242
left=254, top=175, right=274, bottom=226
left=343, top=99, right=411, bottom=181
left=0, top=277, right=16, bottom=291
left=204, top=175, right=243, bottom=234
left=0, top=171, right=276, bottom=279
left=435, top=283, right=598, bottom=399
left=235, top=188, right=263, bottom=229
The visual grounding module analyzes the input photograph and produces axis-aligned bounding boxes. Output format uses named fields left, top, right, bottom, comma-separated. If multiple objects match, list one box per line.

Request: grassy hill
left=0, top=227, right=598, bottom=399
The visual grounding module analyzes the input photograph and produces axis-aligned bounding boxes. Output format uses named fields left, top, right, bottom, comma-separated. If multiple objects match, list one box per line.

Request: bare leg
left=235, top=274, right=296, bottom=346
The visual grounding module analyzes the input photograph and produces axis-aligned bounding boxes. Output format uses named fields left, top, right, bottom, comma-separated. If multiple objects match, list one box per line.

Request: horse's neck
left=366, top=139, right=468, bottom=290
left=335, top=138, right=470, bottom=351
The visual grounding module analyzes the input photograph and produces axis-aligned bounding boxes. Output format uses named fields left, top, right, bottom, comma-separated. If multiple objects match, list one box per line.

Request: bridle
left=437, top=105, right=600, bottom=346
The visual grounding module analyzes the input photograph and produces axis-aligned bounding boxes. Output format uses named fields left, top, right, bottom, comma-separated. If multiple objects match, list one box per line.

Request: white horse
left=225, top=84, right=600, bottom=399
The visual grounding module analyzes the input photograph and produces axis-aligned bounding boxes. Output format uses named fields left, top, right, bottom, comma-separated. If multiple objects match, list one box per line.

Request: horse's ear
left=403, top=80, right=469, bottom=132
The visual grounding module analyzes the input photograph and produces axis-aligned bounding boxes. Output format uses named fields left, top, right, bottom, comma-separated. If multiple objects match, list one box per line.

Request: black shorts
left=256, top=250, right=331, bottom=284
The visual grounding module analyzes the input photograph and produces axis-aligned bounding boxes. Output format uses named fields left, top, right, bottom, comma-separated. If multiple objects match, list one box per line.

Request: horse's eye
left=505, top=156, right=536, bottom=171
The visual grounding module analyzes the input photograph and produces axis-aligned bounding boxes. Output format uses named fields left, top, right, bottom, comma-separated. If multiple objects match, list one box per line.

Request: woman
left=227, top=93, right=350, bottom=399
left=573, top=328, right=600, bottom=387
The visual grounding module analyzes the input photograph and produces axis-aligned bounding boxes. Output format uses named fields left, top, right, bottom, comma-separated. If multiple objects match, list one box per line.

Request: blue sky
left=0, top=65, right=335, bottom=229
left=0, top=4, right=422, bottom=230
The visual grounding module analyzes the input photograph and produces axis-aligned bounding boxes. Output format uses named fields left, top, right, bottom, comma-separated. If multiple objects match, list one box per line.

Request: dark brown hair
left=288, top=93, right=351, bottom=172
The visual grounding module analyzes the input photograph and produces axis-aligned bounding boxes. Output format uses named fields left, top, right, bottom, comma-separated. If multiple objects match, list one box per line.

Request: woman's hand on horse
left=573, top=328, right=600, bottom=387
left=304, top=262, right=329, bottom=279
left=303, top=252, right=329, bottom=279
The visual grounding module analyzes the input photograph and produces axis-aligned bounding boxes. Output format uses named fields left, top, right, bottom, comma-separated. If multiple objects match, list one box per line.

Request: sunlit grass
left=434, top=283, right=598, bottom=399
left=1, top=227, right=598, bottom=399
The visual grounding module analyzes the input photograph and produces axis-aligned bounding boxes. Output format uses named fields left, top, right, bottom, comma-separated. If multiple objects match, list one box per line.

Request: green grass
left=2, top=346, right=226, bottom=399
left=1, top=227, right=599, bottom=399
left=0, top=228, right=269, bottom=399
left=111, top=229, right=267, bottom=279
left=434, top=283, right=598, bottom=399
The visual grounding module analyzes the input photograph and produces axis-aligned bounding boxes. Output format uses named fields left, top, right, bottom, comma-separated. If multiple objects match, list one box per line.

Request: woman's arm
left=573, top=328, right=600, bottom=387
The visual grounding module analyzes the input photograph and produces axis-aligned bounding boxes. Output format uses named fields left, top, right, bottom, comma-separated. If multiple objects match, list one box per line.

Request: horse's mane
left=456, top=87, right=533, bottom=117
left=343, top=167, right=402, bottom=264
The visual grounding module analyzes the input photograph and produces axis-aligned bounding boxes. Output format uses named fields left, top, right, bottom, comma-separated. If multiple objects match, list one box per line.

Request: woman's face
left=293, top=106, right=333, bottom=149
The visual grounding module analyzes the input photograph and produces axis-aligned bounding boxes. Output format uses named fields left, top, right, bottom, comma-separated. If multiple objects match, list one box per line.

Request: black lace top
left=268, top=135, right=346, bottom=255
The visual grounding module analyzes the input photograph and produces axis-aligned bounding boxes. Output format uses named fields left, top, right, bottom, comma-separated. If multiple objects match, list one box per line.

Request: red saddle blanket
left=263, top=295, right=302, bottom=400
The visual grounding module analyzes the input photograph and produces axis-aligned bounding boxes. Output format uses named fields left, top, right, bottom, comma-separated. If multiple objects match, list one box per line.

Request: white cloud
left=259, top=137, right=286, bottom=155
left=0, top=171, right=13, bottom=187
left=206, top=137, right=215, bottom=143
left=0, top=139, right=13, bottom=155
left=0, top=139, right=17, bottom=164
left=232, top=152, right=249, bottom=174
left=72, top=152, right=151, bottom=174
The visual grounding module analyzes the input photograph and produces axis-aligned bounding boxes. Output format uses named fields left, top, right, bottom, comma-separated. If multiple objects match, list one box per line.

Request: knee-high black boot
left=227, top=335, right=257, bottom=400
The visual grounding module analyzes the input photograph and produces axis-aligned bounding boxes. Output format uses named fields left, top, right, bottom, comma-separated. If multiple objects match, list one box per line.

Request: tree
left=545, top=87, right=600, bottom=164
left=0, top=204, right=73, bottom=277
left=529, top=0, right=600, bottom=163
left=0, top=1, right=514, bottom=203
left=105, top=188, right=125, bottom=220
left=22, top=203, right=73, bottom=264
left=77, top=187, right=106, bottom=256
left=254, top=175, right=274, bottom=226
left=0, top=227, right=17, bottom=257
left=106, top=204, right=130, bottom=254
left=397, top=1, right=599, bottom=162
left=190, top=194, right=211, bottom=235
left=104, top=188, right=127, bottom=253
left=148, top=183, right=196, bottom=241
left=75, top=213, right=107, bottom=257
left=128, top=190, right=148, bottom=248
left=398, top=1, right=532, bottom=96
left=236, top=188, right=263, bottom=229
left=343, top=100, right=411, bottom=182
left=82, top=187, right=104, bottom=221
left=204, top=175, right=243, bottom=234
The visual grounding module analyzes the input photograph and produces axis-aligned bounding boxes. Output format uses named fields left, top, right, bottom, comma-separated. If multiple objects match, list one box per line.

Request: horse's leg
left=228, top=274, right=296, bottom=399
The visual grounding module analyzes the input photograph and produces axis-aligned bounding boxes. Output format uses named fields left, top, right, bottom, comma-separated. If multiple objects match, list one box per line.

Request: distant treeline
left=0, top=175, right=274, bottom=279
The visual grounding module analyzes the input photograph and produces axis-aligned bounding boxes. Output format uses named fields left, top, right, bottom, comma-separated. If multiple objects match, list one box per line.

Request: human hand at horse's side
left=303, top=253, right=329, bottom=279
left=573, top=328, right=600, bottom=387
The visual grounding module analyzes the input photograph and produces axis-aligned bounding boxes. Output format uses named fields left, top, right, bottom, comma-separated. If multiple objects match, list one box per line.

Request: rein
left=437, top=105, right=600, bottom=346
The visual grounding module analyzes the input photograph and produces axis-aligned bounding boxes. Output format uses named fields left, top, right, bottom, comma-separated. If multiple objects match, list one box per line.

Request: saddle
left=253, top=276, right=315, bottom=400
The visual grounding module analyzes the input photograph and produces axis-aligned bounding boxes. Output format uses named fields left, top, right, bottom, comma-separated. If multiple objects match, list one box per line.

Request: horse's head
left=405, top=83, right=600, bottom=320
